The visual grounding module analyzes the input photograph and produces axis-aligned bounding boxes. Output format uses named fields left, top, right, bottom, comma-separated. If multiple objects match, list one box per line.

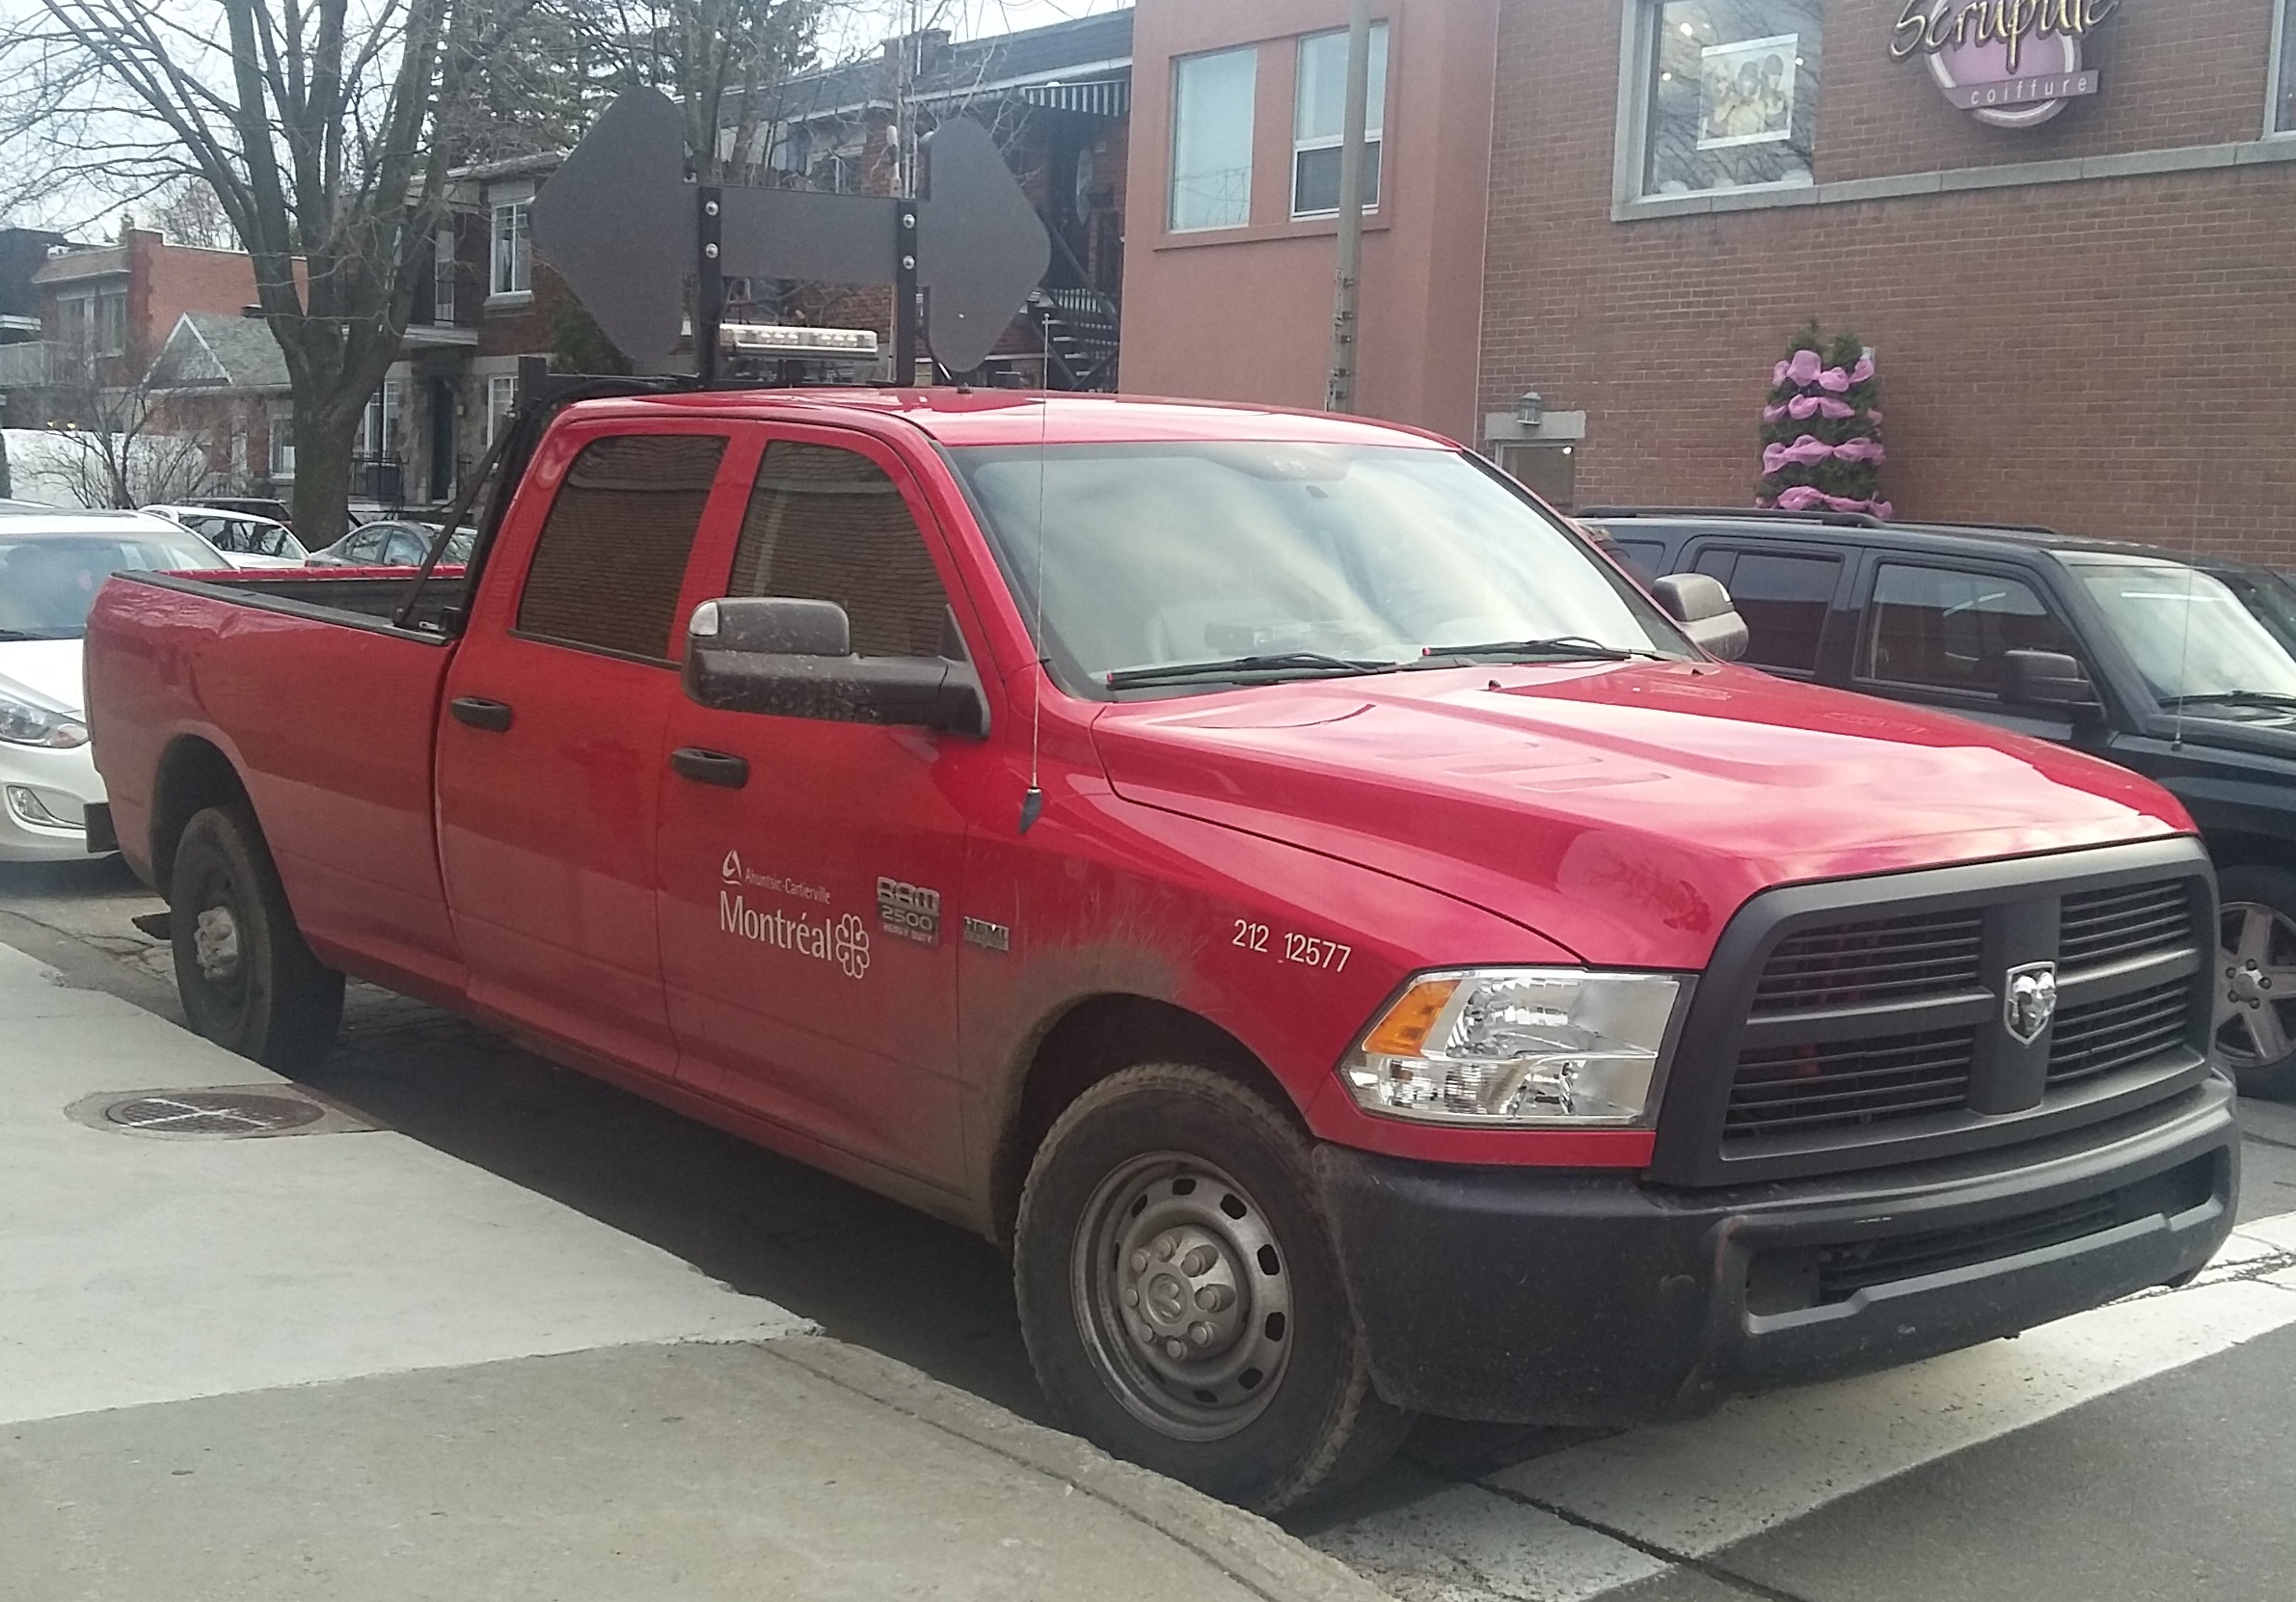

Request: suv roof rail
left=1579, top=504, right=1884, bottom=530
left=1899, top=519, right=2066, bottom=539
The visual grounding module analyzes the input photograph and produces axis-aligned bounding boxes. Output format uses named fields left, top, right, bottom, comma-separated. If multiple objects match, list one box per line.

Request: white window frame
left=1291, top=23, right=1389, bottom=221
left=485, top=374, right=518, bottom=447
left=1612, top=1, right=1821, bottom=211
left=433, top=225, right=458, bottom=324
left=1169, top=46, right=1258, bottom=233
left=489, top=199, right=532, bottom=301
left=53, top=291, right=94, bottom=355
left=268, top=404, right=296, bottom=481
left=2270, top=0, right=2296, bottom=137
left=359, top=379, right=402, bottom=459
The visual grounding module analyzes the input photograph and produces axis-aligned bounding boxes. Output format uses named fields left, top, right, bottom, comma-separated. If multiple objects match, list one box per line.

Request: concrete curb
left=767, top=1334, right=1396, bottom=1602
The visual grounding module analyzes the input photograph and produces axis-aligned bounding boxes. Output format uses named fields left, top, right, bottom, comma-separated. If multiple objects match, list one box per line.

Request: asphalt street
left=9, top=851, right=2296, bottom=1602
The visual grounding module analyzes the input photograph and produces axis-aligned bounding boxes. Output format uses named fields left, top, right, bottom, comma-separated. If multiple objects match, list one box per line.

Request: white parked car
left=0, top=511, right=226, bottom=860
left=142, top=503, right=308, bottom=567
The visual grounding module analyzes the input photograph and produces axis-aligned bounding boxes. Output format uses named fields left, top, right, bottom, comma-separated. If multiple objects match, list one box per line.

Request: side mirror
left=2000, top=649, right=2102, bottom=720
left=684, top=597, right=990, bottom=738
left=1651, top=573, right=1749, bottom=663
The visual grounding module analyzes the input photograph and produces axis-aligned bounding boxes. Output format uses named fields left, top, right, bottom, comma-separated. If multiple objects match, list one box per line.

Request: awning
left=1017, top=77, right=1129, bottom=118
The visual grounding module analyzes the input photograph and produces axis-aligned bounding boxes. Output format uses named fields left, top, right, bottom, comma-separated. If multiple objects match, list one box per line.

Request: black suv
left=1580, top=506, right=2296, bottom=1096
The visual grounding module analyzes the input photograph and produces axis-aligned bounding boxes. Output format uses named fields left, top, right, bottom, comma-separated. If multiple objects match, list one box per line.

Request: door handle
left=670, top=747, right=749, bottom=788
left=448, top=696, right=514, bottom=732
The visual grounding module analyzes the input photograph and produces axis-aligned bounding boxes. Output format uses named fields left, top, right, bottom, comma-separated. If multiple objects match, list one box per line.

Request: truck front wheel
left=2220, top=864, right=2296, bottom=1098
left=1013, top=1064, right=1412, bottom=1513
left=170, top=804, right=344, bottom=1073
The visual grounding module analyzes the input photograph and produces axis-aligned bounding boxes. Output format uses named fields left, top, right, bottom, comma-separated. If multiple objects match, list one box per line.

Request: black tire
left=170, top=803, right=343, bottom=1073
left=2219, top=863, right=2296, bottom=1099
left=1013, top=1064, right=1413, bottom=1513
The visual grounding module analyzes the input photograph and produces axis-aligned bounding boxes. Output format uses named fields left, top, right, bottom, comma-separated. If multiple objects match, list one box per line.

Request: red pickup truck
left=84, top=388, right=2236, bottom=1511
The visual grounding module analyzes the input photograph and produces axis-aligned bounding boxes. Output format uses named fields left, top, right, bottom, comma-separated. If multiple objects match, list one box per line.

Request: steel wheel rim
left=2218, top=899, right=2296, bottom=1069
left=187, top=866, right=251, bottom=1014
left=1069, top=1151, right=1294, bottom=1442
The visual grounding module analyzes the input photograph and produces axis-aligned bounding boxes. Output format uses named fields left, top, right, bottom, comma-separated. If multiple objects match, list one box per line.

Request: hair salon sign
left=1892, top=1, right=2120, bottom=127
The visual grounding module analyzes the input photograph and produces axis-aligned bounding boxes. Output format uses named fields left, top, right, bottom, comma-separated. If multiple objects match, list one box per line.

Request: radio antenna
left=2173, top=455, right=2201, bottom=750
left=1019, top=394, right=1049, bottom=834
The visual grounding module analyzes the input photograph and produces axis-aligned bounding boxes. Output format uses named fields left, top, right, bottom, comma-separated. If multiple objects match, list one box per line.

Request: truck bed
left=85, top=566, right=472, bottom=1000
left=146, top=566, right=471, bottom=636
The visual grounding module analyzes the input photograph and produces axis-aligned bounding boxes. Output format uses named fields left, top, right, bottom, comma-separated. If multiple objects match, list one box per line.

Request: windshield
left=2068, top=557, right=2296, bottom=707
left=0, top=531, right=221, bottom=639
left=952, top=442, right=1688, bottom=693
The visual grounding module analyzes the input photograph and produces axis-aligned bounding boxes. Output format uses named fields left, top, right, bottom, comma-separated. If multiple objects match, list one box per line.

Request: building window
left=1639, top=2, right=1822, bottom=199
left=1293, top=24, right=1388, bottom=218
left=433, top=227, right=457, bottom=324
left=2275, top=0, right=2296, bottom=133
left=1497, top=444, right=1576, bottom=511
left=490, top=201, right=531, bottom=297
left=1170, top=47, right=1257, bottom=231
left=95, top=290, right=127, bottom=357
left=54, top=293, right=92, bottom=355
left=359, top=380, right=401, bottom=459
left=269, top=407, right=296, bottom=480
left=485, top=374, right=518, bottom=447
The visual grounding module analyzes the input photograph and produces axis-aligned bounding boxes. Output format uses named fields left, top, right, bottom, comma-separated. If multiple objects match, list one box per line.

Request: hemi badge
left=963, top=917, right=1011, bottom=952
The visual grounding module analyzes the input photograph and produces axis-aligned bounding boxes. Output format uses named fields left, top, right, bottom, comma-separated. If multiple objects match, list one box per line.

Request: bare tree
left=38, top=347, right=223, bottom=508
left=8, top=0, right=537, bottom=546
left=149, top=174, right=235, bottom=249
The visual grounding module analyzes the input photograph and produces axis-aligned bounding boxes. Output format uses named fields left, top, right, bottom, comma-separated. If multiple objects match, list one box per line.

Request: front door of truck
left=655, top=430, right=991, bottom=1191
left=437, top=425, right=741, bottom=1075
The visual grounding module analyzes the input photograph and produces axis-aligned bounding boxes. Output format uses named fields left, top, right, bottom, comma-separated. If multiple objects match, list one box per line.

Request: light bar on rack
left=719, top=322, right=879, bottom=358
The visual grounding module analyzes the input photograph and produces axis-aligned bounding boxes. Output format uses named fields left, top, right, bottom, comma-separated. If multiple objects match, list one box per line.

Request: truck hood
left=0, top=638, right=86, bottom=715
left=1092, top=660, right=2189, bottom=970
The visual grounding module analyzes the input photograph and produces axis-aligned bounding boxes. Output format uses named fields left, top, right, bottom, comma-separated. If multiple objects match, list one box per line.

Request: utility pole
left=1324, top=0, right=1373, bottom=413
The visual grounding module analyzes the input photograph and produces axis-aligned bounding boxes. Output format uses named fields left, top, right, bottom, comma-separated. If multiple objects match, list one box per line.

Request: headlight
left=0, top=686, right=88, bottom=748
left=1341, top=968, right=1686, bottom=1126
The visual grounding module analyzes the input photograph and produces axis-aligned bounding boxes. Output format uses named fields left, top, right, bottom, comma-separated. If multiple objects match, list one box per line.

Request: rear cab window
left=1856, top=560, right=2080, bottom=701
left=514, top=432, right=732, bottom=664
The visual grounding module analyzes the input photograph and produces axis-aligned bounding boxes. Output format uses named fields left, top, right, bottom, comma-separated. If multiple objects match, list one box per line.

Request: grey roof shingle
left=149, top=311, right=290, bottom=392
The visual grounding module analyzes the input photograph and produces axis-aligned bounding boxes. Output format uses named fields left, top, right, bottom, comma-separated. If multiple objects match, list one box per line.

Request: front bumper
left=0, top=739, right=106, bottom=861
left=1316, top=1077, right=2238, bottom=1425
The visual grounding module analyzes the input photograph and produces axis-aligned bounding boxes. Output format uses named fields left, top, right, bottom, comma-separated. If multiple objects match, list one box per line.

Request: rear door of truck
left=433, top=418, right=745, bottom=1076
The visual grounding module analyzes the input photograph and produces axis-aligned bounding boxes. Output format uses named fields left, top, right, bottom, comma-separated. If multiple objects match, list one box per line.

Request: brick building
left=1121, top=0, right=2296, bottom=571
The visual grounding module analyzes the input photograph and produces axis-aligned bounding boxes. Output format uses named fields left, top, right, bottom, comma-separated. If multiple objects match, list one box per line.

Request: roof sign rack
left=529, top=88, right=1049, bottom=381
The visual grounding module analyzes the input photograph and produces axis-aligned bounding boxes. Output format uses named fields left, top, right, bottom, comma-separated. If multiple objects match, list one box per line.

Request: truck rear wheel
left=170, top=804, right=343, bottom=1073
left=2219, top=864, right=2296, bottom=1098
left=1013, top=1064, right=1412, bottom=1513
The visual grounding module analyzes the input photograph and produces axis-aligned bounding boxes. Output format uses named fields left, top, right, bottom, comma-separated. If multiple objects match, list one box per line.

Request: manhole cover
left=102, top=1091, right=327, bottom=1135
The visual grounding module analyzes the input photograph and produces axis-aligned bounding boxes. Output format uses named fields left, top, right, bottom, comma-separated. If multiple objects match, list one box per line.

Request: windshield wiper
left=1412, top=636, right=1661, bottom=665
left=1105, top=652, right=1402, bottom=690
left=2160, top=691, right=2296, bottom=712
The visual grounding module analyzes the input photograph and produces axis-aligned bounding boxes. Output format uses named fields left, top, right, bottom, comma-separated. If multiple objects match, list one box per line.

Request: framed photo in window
left=1697, top=34, right=1797, bottom=150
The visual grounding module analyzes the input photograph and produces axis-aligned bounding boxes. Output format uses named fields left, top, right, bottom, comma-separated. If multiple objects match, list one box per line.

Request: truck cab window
left=1694, top=547, right=1838, bottom=673
left=516, top=433, right=728, bottom=661
left=1861, top=562, right=2078, bottom=696
left=729, top=441, right=952, bottom=658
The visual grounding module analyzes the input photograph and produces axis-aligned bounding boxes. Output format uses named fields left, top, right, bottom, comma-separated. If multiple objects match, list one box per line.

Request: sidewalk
left=0, top=942, right=1388, bottom=1602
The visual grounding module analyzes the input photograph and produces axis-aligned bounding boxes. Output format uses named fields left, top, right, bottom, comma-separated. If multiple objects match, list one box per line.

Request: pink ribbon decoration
left=1784, top=394, right=1859, bottom=421
left=1817, top=366, right=1852, bottom=394
left=1765, top=487, right=1894, bottom=518
left=1850, top=356, right=1876, bottom=386
left=1785, top=348, right=1824, bottom=387
left=1834, top=437, right=1886, bottom=464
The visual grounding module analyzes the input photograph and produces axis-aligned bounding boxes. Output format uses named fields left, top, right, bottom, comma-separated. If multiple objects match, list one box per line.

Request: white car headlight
left=0, top=683, right=88, bottom=748
left=1342, top=968, right=1687, bottom=1127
